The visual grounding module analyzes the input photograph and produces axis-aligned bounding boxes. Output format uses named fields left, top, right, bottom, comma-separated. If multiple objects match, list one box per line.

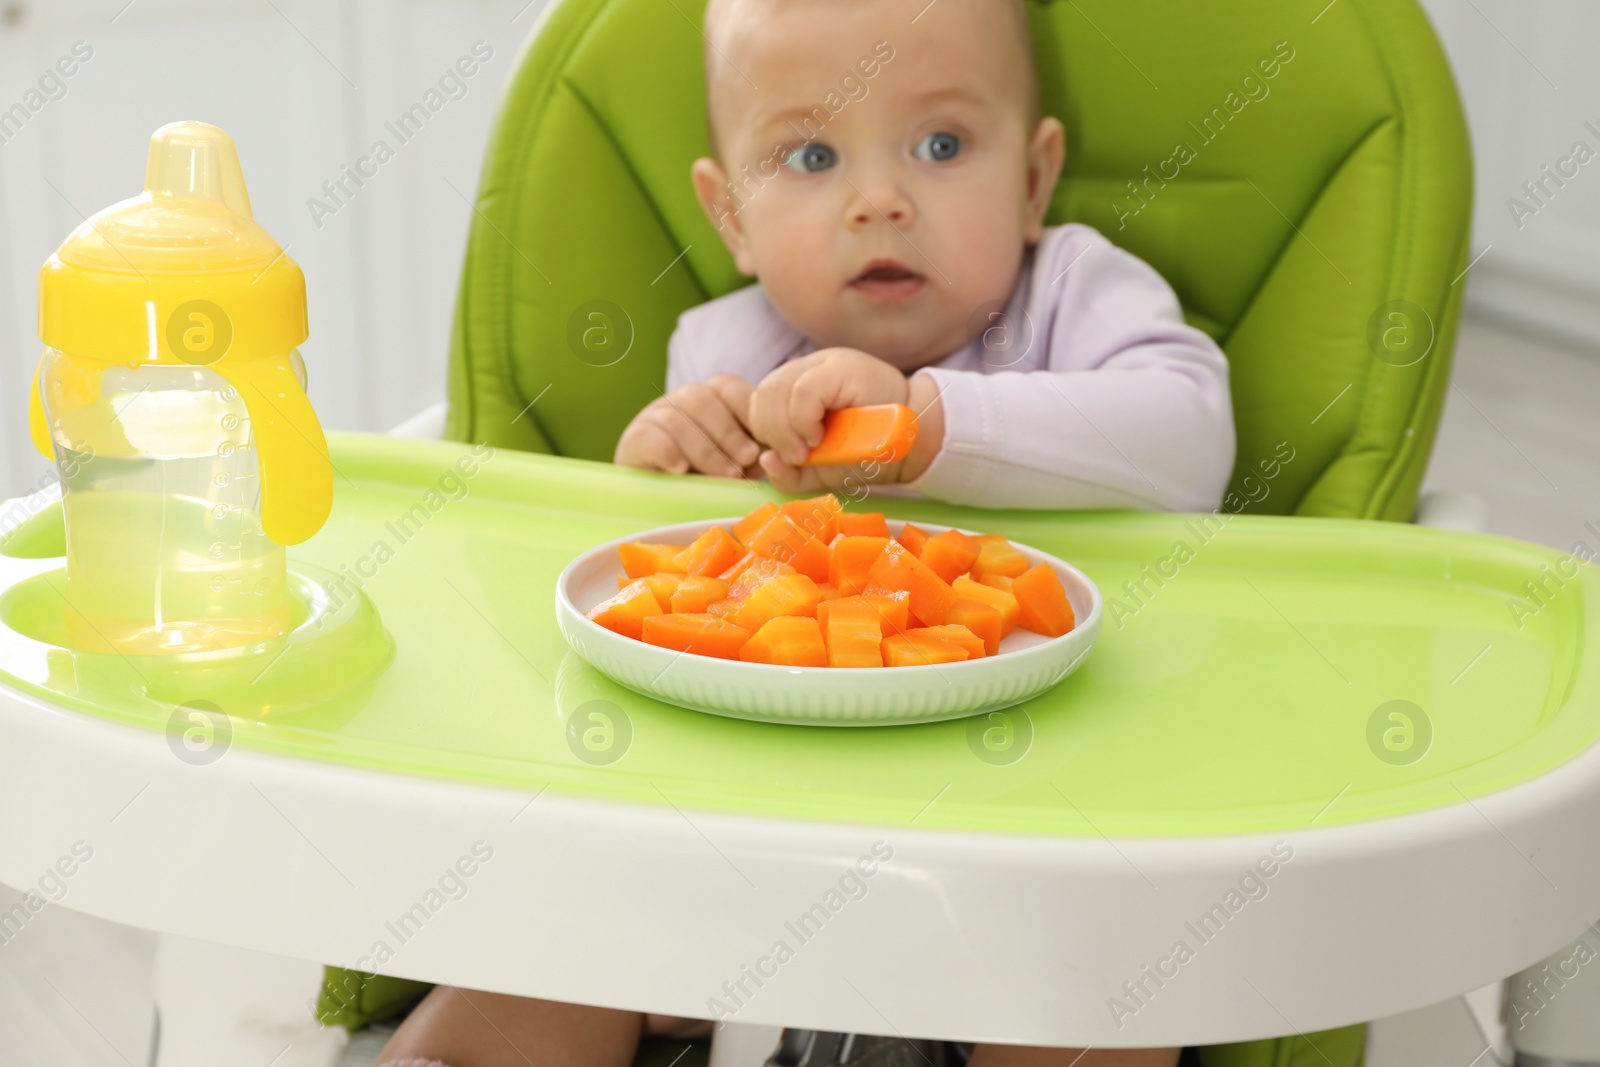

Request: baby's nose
left=846, top=185, right=915, bottom=229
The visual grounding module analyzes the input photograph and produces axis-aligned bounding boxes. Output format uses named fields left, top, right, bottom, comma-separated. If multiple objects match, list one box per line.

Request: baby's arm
left=906, top=238, right=1234, bottom=511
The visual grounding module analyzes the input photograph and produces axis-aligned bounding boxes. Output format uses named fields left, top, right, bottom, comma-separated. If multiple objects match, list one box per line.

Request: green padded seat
left=326, top=0, right=1472, bottom=1058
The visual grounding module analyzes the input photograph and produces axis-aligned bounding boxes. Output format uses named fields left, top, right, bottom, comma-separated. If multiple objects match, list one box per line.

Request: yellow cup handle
left=28, top=362, right=53, bottom=459
left=215, top=357, right=333, bottom=546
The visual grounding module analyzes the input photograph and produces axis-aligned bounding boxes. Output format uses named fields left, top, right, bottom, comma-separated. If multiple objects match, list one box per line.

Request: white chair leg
left=708, top=1022, right=784, bottom=1067
left=151, top=933, right=347, bottom=1067
left=1505, top=923, right=1600, bottom=1065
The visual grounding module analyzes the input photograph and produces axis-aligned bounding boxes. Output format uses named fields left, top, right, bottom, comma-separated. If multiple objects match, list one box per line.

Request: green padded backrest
left=445, top=0, right=1472, bottom=520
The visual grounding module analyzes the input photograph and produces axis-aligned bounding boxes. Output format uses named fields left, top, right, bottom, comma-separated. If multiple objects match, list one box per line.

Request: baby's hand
left=614, top=374, right=762, bottom=479
left=748, top=348, right=911, bottom=494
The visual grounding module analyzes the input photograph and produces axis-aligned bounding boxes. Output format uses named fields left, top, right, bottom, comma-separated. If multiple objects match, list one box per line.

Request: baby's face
left=694, top=0, right=1064, bottom=371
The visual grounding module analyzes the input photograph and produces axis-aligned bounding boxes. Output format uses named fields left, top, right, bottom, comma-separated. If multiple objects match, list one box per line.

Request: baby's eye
left=785, top=143, right=837, bottom=173
left=913, top=132, right=962, bottom=162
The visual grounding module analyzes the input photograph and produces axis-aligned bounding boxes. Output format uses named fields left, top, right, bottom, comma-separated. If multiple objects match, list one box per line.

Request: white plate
left=555, top=518, right=1102, bottom=726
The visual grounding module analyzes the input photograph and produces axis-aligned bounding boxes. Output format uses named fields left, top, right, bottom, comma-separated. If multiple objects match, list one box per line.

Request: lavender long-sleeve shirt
left=666, top=224, right=1236, bottom=511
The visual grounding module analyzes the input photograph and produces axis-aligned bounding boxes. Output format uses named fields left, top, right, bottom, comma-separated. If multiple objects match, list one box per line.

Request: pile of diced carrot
left=584, top=495, right=1076, bottom=667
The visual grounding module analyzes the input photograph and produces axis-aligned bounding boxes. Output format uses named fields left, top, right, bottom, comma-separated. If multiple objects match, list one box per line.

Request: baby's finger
left=652, top=403, right=745, bottom=478
left=758, top=450, right=823, bottom=495
left=674, top=384, right=761, bottom=469
left=749, top=369, right=813, bottom=468
left=626, top=419, right=690, bottom=475
left=787, top=364, right=851, bottom=452
left=709, top=374, right=757, bottom=433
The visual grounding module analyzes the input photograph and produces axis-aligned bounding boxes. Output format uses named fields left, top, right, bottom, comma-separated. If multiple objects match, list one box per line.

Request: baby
left=378, top=0, right=1230, bottom=1064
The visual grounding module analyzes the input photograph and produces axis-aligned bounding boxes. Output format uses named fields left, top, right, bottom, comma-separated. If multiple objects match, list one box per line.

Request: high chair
left=320, top=0, right=1502, bottom=1062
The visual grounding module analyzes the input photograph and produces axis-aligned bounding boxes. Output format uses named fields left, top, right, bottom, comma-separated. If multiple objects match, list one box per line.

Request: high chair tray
left=2, top=433, right=1597, bottom=1048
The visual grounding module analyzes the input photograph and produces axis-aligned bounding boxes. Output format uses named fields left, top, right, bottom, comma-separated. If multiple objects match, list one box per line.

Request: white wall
left=2, top=0, right=1598, bottom=501
left=1419, top=0, right=1600, bottom=346
left=0, top=0, right=541, bottom=501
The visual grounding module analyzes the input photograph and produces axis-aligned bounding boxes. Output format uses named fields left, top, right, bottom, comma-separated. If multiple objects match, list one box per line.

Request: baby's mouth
left=848, top=259, right=926, bottom=300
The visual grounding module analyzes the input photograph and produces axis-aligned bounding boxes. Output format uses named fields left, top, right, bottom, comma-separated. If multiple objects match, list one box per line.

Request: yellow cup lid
left=30, top=121, right=331, bottom=546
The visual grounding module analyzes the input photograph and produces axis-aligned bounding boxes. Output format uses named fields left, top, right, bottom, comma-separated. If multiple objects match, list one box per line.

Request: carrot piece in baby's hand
left=896, top=523, right=930, bottom=556
left=586, top=580, right=664, bottom=640
left=641, top=613, right=750, bottom=660
left=919, top=529, right=980, bottom=583
left=670, top=575, right=729, bottom=613
left=837, top=511, right=891, bottom=538
left=947, top=598, right=1005, bottom=656
left=867, top=541, right=957, bottom=626
left=952, top=575, right=1019, bottom=637
left=1013, top=562, right=1076, bottom=638
left=619, top=542, right=687, bottom=578
left=740, top=616, right=828, bottom=667
left=804, top=404, right=918, bottom=467
left=675, top=526, right=745, bottom=577
left=882, top=633, right=969, bottom=667
left=732, top=502, right=781, bottom=548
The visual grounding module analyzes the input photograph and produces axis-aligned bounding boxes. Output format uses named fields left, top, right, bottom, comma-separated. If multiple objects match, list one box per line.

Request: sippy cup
left=27, top=121, right=332, bottom=656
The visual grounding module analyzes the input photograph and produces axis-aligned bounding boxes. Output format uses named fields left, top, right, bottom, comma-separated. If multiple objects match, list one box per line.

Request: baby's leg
left=376, top=985, right=645, bottom=1067
left=968, top=1044, right=1181, bottom=1067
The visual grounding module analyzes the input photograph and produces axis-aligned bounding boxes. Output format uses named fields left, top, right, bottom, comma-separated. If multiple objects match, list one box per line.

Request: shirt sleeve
left=903, top=234, right=1235, bottom=512
left=666, top=284, right=812, bottom=392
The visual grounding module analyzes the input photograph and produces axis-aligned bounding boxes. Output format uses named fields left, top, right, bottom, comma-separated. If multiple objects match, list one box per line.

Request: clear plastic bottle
left=28, top=122, right=330, bottom=655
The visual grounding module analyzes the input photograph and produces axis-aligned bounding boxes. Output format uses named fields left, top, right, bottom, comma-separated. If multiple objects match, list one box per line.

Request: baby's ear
left=1024, top=117, right=1066, bottom=242
left=692, top=157, right=756, bottom=274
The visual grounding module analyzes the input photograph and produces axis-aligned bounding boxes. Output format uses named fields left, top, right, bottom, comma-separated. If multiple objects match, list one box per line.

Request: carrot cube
left=947, top=599, right=1005, bottom=656
left=748, top=514, right=831, bottom=583
left=804, top=404, right=919, bottom=467
left=972, top=537, right=1031, bottom=580
left=952, top=575, right=1019, bottom=637
left=732, top=502, right=781, bottom=548
left=1013, top=562, right=1076, bottom=638
left=817, top=583, right=843, bottom=601
left=882, top=633, right=969, bottom=667
left=858, top=586, right=912, bottom=634
left=908, top=624, right=987, bottom=660
left=726, top=555, right=796, bottom=599
left=897, top=523, right=930, bottom=556
left=619, top=542, right=686, bottom=578
left=670, top=575, right=729, bottom=613
left=781, top=494, right=842, bottom=543
left=979, top=574, right=1014, bottom=592
left=837, top=511, right=891, bottom=538
left=822, top=598, right=884, bottom=668
left=640, top=613, right=751, bottom=660
left=730, top=573, right=823, bottom=633
left=828, top=536, right=889, bottom=596
left=621, top=571, right=682, bottom=607
left=586, top=581, right=664, bottom=640
left=740, top=616, right=828, bottom=667
left=675, top=526, right=745, bottom=577
left=919, top=529, right=980, bottom=583
left=867, top=541, right=957, bottom=626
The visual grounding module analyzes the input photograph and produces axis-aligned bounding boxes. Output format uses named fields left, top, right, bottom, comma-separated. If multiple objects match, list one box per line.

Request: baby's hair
left=702, top=0, right=1044, bottom=157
